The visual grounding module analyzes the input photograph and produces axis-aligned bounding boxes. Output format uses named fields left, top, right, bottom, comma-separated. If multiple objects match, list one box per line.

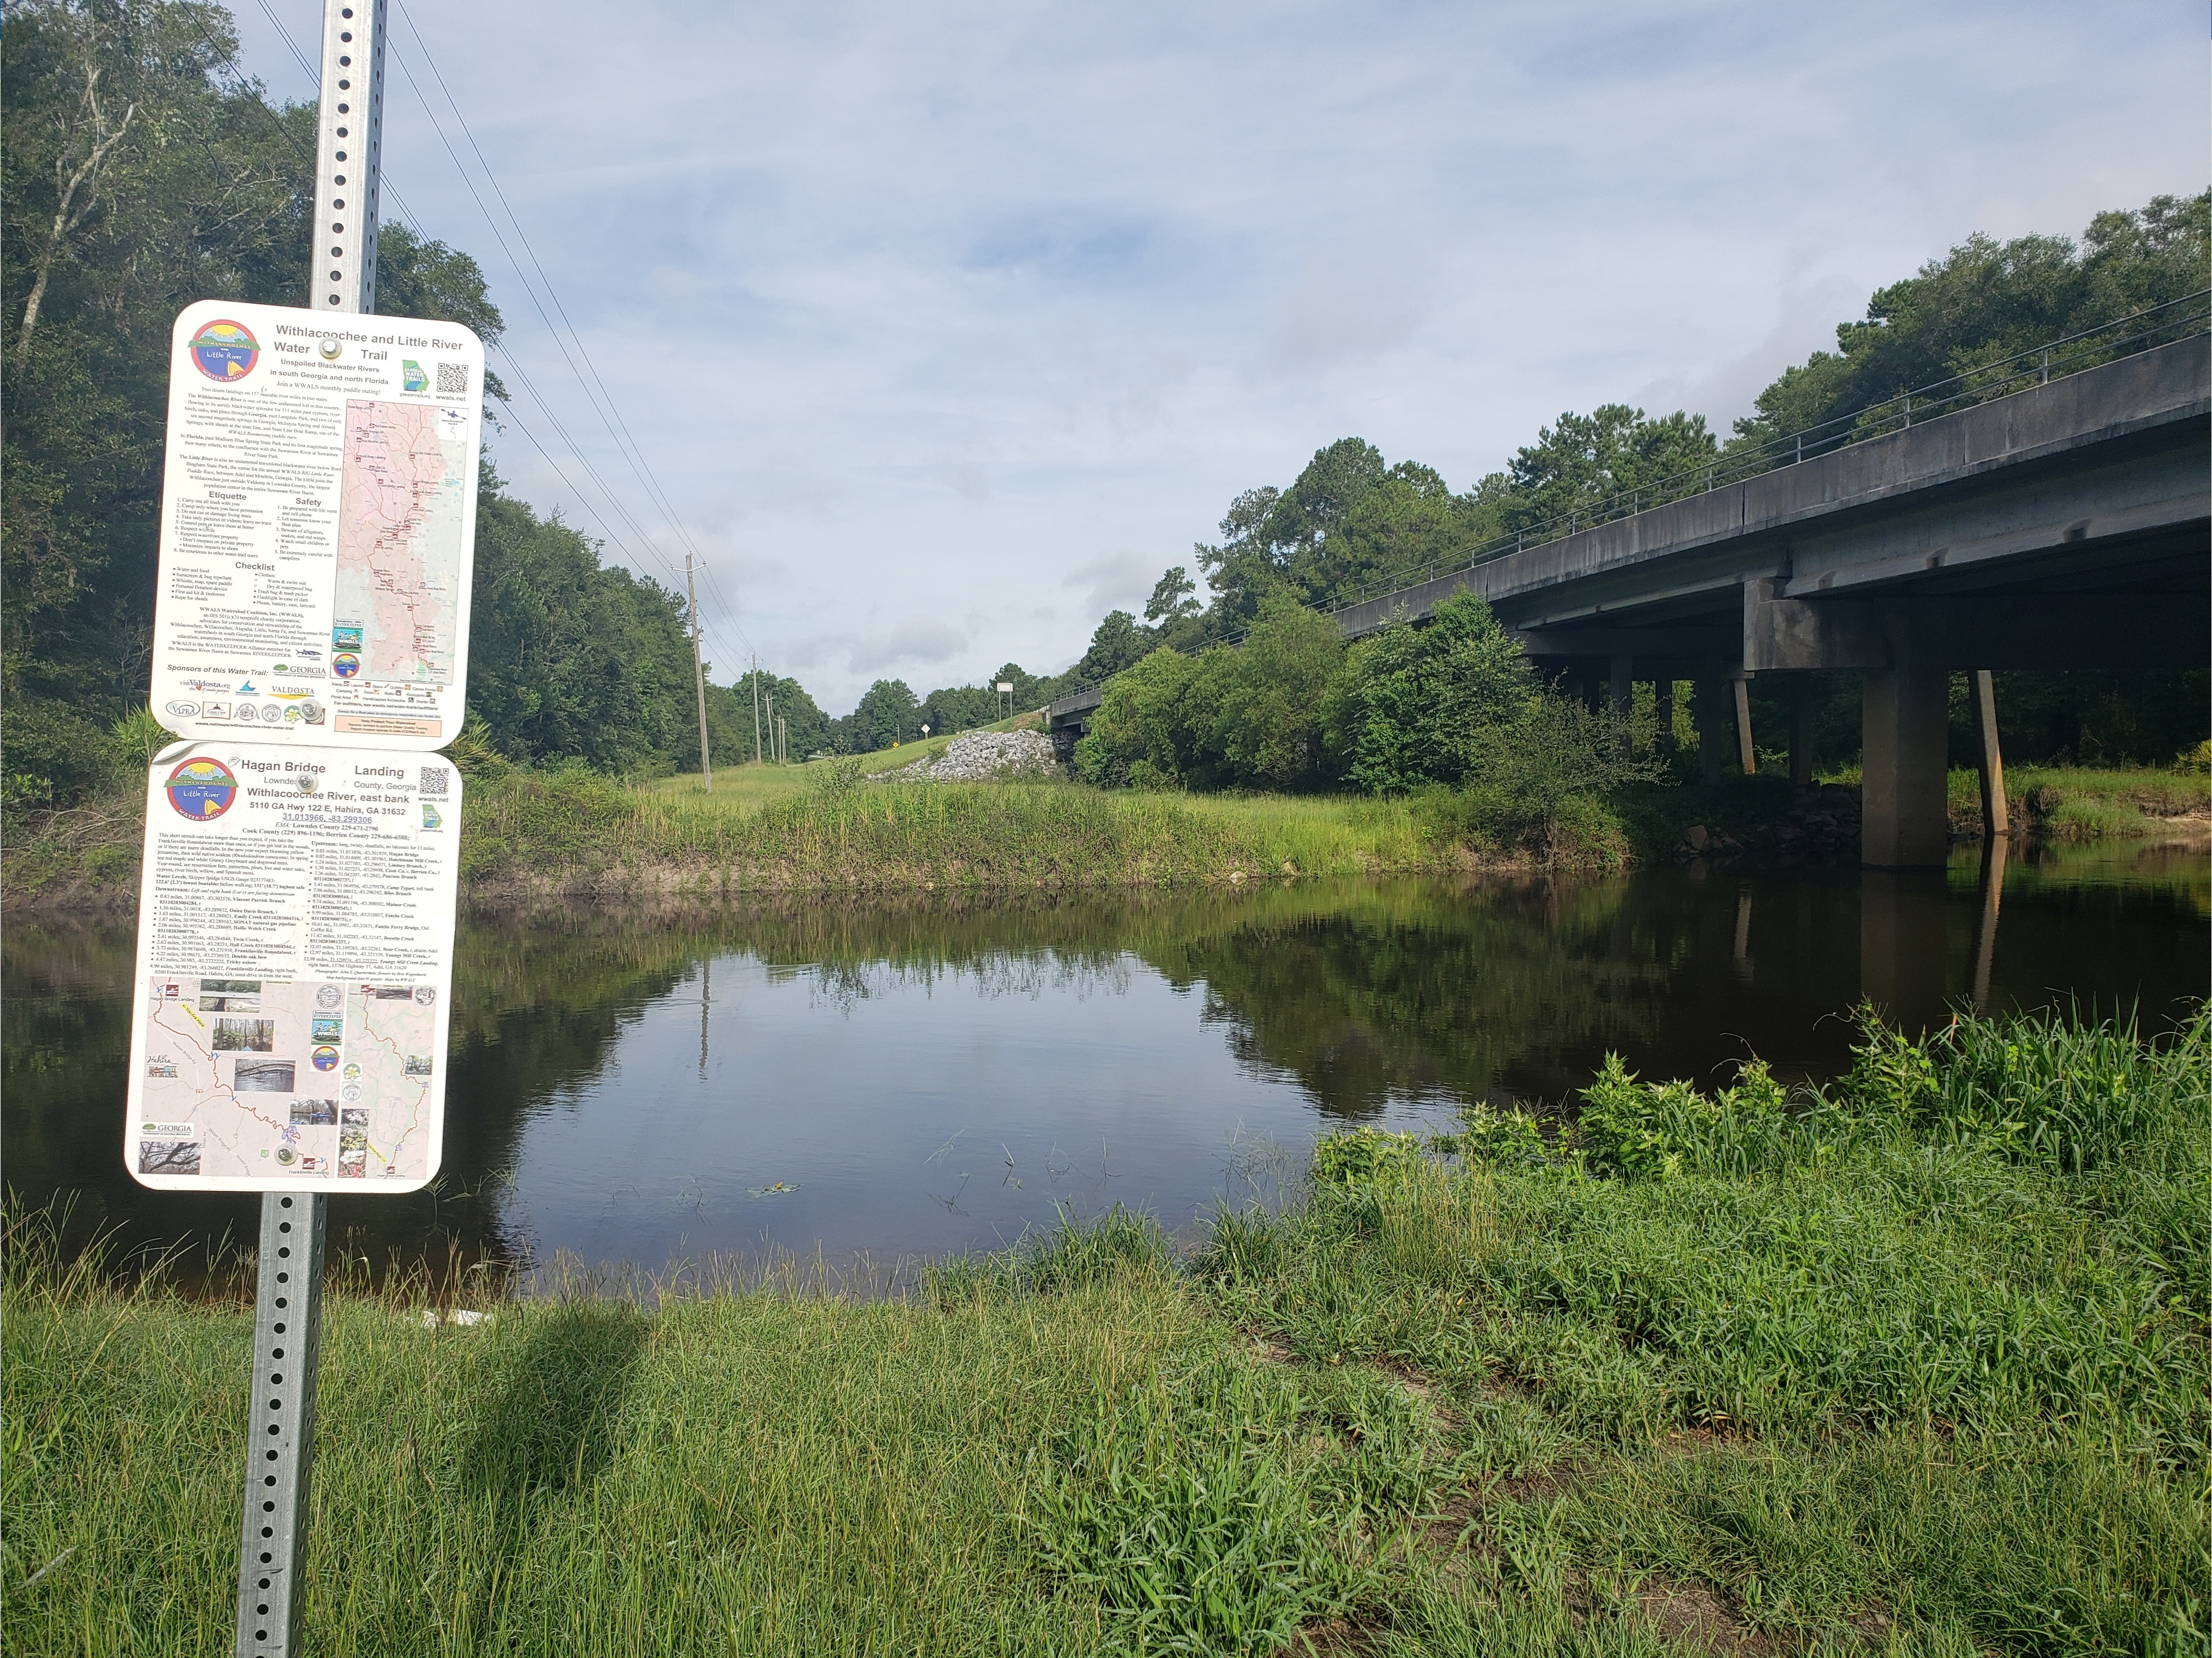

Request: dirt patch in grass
left=1630, top=1575, right=1784, bottom=1656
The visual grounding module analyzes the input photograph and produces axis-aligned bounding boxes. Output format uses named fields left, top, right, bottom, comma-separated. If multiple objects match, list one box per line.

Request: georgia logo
left=164, top=756, right=238, bottom=820
left=188, top=319, right=259, bottom=382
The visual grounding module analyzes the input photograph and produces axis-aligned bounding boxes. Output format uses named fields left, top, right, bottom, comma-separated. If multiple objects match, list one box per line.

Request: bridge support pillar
left=1972, top=670, right=2009, bottom=837
left=1694, top=675, right=1728, bottom=784
left=1860, top=663, right=1949, bottom=868
left=1732, top=676, right=1757, bottom=775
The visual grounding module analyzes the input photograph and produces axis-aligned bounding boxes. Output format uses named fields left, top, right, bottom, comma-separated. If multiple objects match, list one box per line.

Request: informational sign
left=123, top=741, right=461, bottom=1192
left=148, top=299, right=484, bottom=749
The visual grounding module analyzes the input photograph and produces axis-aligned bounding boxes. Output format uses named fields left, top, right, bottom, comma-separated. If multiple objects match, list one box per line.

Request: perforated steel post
left=310, top=0, right=387, bottom=314
left=234, top=1194, right=328, bottom=1656
left=235, top=2, right=385, bottom=1649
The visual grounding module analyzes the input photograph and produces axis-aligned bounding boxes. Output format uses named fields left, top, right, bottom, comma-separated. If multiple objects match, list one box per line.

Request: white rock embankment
left=884, top=729, right=1063, bottom=781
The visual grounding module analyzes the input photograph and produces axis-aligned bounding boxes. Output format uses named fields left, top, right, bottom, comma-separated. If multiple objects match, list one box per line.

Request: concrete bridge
left=1050, top=336, right=2209, bottom=866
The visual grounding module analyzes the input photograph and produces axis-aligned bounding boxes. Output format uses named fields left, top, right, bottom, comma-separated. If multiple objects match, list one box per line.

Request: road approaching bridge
left=1052, top=335, right=2208, bottom=867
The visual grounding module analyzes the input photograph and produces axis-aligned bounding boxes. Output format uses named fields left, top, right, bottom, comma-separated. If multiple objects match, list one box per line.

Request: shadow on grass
left=434, top=1301, right=655, bottom=1646
left=462, top=1300, right=652, bottom=1502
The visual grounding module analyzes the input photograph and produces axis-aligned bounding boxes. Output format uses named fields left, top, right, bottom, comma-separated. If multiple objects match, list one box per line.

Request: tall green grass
left=6, top=1006, right=2205, bottom=1654
left=458, top=768, right=1446, bottom=895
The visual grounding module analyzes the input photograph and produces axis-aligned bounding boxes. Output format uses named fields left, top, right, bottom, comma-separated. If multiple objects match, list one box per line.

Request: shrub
left=1325, top=592, right=1532, bottom=794
left=1576, top=1054, right=1790, bottom=1180
left=1447, top=1104, right=1548, bottom=1169
left=1311, top=1128, right=1422, bottom=1189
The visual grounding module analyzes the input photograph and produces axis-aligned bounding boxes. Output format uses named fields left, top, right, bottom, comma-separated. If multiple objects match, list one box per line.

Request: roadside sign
left=149, top=299, right=484, bottom=749
left=124, top=742, right=460, bottom=1193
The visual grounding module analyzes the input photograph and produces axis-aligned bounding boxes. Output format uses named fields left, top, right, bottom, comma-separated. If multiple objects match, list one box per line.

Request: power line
left=237, top=0, right=753, bottom=677
left=388, top=0, right=742, bottom=621
left=379, top=0, right=755, bottom=660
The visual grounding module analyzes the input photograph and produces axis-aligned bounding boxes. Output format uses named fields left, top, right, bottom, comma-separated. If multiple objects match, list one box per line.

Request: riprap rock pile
left=887, top=729, right=1062, bottom=781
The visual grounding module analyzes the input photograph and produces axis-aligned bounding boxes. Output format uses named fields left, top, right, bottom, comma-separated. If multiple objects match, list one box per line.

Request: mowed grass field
left=6, top=1004, right=2204, bottom=1656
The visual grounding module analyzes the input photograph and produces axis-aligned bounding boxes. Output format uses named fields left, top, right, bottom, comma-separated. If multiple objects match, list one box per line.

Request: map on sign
left=135, top=976, right=440, bottom=1183
left=334, top=400, right=469, bottom=685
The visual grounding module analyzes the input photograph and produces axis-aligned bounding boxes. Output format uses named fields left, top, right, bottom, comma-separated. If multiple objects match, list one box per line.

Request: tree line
left=4, top=0, right=2202, bottom=813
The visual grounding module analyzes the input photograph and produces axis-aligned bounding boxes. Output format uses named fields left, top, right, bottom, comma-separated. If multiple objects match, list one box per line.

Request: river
left=6, top=836, right=2203, bottom=1284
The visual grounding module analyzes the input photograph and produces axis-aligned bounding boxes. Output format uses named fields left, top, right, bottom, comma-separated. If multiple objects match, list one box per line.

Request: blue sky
left=231, top=0, right=2208, bottom=713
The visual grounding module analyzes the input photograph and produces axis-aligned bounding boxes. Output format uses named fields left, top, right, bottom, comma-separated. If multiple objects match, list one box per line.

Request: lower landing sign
left=123, top=741, right=461, bottom=1192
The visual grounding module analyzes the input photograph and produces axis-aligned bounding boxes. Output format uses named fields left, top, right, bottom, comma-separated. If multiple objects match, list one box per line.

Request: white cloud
left=1062, top=550, right=1157, bottom=620
left=232, top=0, right=2209, bottom=712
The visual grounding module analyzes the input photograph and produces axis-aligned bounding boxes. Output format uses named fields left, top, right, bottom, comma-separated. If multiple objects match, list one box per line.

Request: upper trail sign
left=150, top=298, right=484, bottom=748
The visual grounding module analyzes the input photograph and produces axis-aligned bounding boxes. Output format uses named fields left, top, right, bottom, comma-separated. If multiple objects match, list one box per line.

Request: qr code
left=436, top=362, right=469, bottom=396
left=418, top=764, right=450, bottom=797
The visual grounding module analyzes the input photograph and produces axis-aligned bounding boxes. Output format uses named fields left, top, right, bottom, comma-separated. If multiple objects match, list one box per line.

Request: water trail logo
left=188, top=320, right=259, bottom=382
left=164, top=757, right=238, bottom=820
left=331, top=653, right=361, bottom=679
left=402, top=360, right=429, bottom=393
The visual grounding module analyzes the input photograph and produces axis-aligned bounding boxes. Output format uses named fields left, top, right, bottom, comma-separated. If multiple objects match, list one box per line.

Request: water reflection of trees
left=1141, top=879, right=1682, bottom=1118
left=16, top=847, right=2199, bottom=1278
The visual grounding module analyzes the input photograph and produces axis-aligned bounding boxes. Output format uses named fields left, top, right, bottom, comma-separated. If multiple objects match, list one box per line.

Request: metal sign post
left=241, top=4, right=382, bottom=1653
left=134, top=0, right=480, bottom=1644
left=233, top=1194, right=327, bottom=1654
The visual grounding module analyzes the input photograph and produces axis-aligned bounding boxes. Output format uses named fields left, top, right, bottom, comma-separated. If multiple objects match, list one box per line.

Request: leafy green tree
left=1325, top=593, right=1532, bottom=793
left=918, top=684, right=984, bottom=735
left=1494, top=406, right=1720, bottom=533
left=1730, top=193, right=2211, bottom=447
left=1, top=0, right=776, bottom=799
left=1068, top=609, right=1158, bottom=686
left=467, top=475, right=699, bottom=774
left=1071, top=646, right=1203, bottom=788
left=850, top=678, right=921, bottom=751
left=987, top=662, right=1052, bottom=711
left=1201, top=590, right=1345, bottom=790
left=1194, top=441, right=1498, bottom=624
left=727, top=669, right=829, bottom=760
left=1076, top=594, right=1344, bottom=792
left=3, top=0, right=319, bottom=800
left=1144, top=566, right=1199, bottom=624
left=1455, top=695, right=1657, bottom=860
left=1320, top=462, right=1497, bottom=601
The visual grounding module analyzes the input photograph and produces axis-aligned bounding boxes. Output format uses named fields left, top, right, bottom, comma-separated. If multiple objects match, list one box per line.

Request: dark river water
left=7, top=837, right=2204, bottom=1283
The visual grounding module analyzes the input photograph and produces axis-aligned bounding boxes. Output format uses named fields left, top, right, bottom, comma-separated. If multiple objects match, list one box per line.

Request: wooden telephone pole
left=685, top=553, right=712, bottom=792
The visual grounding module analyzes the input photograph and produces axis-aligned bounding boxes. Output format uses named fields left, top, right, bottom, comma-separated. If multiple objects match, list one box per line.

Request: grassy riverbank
left=5, top=746, right=2202, bottom=909
left=7, top=1005, right=2204, bottom=1655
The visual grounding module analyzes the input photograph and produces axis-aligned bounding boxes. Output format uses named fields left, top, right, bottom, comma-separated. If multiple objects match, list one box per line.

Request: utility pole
left=764, top=681, right=775, bottom=764
left=684, top=553, right=712, bottom=792
left=750, top=654, right=763, bottom=766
